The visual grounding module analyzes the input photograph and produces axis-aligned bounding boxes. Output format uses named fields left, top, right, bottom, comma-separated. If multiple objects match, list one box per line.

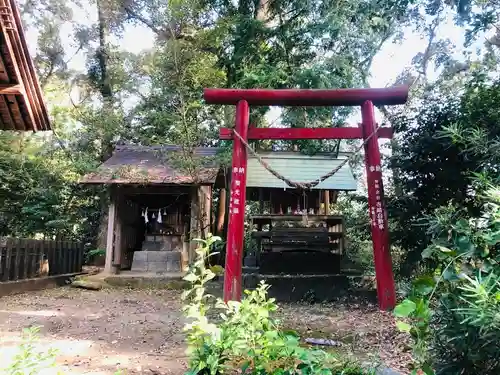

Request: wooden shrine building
left=0, top=0, right=51, bottom=131
left=80, top=145, right=218, bottom=274
left=245, top=151, right=356, bottom=275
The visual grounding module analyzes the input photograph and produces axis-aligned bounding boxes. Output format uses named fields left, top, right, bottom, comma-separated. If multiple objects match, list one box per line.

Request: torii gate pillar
left=204, top=86, right=408, bottom=310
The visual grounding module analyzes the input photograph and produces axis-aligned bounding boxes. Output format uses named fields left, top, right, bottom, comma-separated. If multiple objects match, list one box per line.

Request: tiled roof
left=80, top=145, right=220, bottom=185
left=247, top=152, right=357, bottom=191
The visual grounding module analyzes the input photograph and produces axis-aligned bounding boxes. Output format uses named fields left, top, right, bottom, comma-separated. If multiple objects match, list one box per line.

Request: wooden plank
left=0, top=16, right=33, bottom=130
left=68, top=241, right=74, bottom=273
left=36, top=240, right=44, bottom=277
left=0, top=83, right=21, bottom=94
left=268, top=247, right=337, bottom=252
left=59, top=240, right=66, bottom=274
left=28, top=239, right=36, bottom=278
left=77, top=243, right=84, bottom=273
left=205, top=86, right=409, bottom=106
left=113, top=208, right=122, bottom=270
left=29, top=239, right=37, bottom=278
left=0, top=48, right=9, bottom=81
left=39, top=241, right=49, bottom=277
left=68, top=242, right=75, bottom=273
left=74, top=242, right=80, bottom=273
left=324, top=190, right=330, bottom=215
left=269, top=226, right=328, bottom=232
left=251, top=214, right=343, bottom=221
left=105, top=196, right=116, bottom=274
left=60, top=241, right=66, bottom=274
left=220, top=126, right=394, bottom=140
left=21, top=238, right=29, bottom=279
left=0, top=93, right=15, bottom=129
left=9, top=0, right=51, bottom=130
left=56, top=240, right=64, bottom=276
left=53, top=240, right=62, bottom=276
left=12, top=238, right=20, bottom=280
left=0, top=237, right=7, bottom=281
left=46, top=239, right=54, bottom=276
left=5, top=94, right=24, bottom=130
left=0, top=3, right=39, bottom=131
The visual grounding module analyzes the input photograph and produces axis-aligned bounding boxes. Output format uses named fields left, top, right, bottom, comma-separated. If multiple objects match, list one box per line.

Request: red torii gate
left=204, top=86, right=409, bottom=310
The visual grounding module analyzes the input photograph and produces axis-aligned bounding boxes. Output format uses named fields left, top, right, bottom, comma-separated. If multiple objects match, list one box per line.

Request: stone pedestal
left=142, top=234, right=182, bottom=251
left=131, top=234, right=183, bottom=273
left=131, top=251, right=182, bottom=273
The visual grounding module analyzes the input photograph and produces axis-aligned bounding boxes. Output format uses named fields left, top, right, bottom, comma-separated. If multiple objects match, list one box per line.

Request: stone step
left=131, top=251, right=182, bottom=273
left=141, top=240, right=181, bottom=251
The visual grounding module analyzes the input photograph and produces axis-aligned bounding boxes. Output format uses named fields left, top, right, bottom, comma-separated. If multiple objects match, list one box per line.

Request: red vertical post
left=361, top=100, right=396, bottom=310
left=224, top=100, right=250, bottom=302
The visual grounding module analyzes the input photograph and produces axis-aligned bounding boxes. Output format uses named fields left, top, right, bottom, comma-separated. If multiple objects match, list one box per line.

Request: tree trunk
left=95, top=0, right=115, bottom=250
left=96, top=0, right=112, bottom=100
left=215, top=188, right=226, bottom=235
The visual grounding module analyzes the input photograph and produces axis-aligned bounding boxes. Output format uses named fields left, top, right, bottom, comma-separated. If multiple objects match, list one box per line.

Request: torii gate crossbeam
left=204, top=86, right=409, bottom=310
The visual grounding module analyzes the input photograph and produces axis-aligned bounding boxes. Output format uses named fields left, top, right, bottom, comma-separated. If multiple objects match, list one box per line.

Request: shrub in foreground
left=182, top=235, right=374, bottom=375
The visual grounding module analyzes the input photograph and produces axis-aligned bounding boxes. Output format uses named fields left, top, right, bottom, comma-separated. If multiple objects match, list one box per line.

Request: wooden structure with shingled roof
left=81, top=145, right=218, bottom=275
left=0, top=0, right=50, bottom=131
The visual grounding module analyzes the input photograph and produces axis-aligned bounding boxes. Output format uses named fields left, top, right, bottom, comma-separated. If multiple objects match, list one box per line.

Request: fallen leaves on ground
left=0, top=286, right=412, bottom=374
left=278, top=302, right=412, bottom=374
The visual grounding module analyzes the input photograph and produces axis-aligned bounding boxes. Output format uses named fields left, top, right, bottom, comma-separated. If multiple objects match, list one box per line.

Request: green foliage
left=392, top=75, right=500, bottom=276
left=394, top=280, right=434, bottom=375
left=3, top=326, right=59, bottom=375
left=394, top=114, right=500, bottom=375
left=85, top=248, right=106, bottom=263
left=427, top=185, right=500, bottom=375
left=3, top=325, right=125, bottom=375
left=432, top=273, right=500, bottom=374
left=182, top=234, right=373, bottom=375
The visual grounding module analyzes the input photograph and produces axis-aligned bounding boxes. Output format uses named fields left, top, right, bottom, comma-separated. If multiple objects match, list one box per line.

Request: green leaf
left=421, top=246, right=434, bottom=259
left=443, top=267, right=459, bottom=281
left=421, top=363, right=436, bottom=375
left=436, top=245, right=453, bottom=253
left=485, top=231, right=500, bottom=246
left=394, top=299, right=416, bottom=317
left=413, top=275, right=435, bottom=296
left=183, top=273, right=197, bottom=282
left=395, top=321, right=412, bottom=333
left=456, top=236, right=475, bottom=254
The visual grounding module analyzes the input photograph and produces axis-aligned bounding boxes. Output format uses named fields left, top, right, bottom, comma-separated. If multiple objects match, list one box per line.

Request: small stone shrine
left=131, top=208, right=183, bottom=273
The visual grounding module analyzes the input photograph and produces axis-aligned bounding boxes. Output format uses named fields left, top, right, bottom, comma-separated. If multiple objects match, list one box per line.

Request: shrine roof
left=247, top=152, right=357, bottom=191
left=0, top=0, right=51, bottom=131
left=80, top=145, right=220, bottom=185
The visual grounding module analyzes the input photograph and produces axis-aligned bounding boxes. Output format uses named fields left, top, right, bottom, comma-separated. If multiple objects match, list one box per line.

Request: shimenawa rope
left=231, top=125, right=382, bottom=190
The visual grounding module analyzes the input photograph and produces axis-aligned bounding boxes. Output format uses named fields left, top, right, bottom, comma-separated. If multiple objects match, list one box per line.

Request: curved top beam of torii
left=204, top=85, right=409, bottom=107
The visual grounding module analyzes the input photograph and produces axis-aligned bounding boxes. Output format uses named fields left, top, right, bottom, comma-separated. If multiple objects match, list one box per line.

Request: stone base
left=131, top=251, right=182, bottom=273
left=241, top=273, right=376, bottom=303
left=142, top=234, right=182, bottom=251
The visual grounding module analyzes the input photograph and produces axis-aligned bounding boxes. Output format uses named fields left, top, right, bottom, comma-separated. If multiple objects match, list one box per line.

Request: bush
left=394, top=185, right=500, bottom=375
left=432, top=274, right=500, bottom=375
left=3, top=326, right=58, bottom=375
left=183, top=234, right=374, bottom=375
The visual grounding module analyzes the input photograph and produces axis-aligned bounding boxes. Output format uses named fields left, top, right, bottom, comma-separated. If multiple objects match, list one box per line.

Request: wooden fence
left=0, top=237, right=83, bottom=282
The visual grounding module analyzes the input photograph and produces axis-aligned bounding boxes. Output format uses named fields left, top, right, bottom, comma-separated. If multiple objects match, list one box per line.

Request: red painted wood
left=204, top=86, right=408, bottom=106
left=224, top=100, right=249, bottom=302
left=220, top=126, right=393, bottom=140
left=361, top=101, right=396, bottom=310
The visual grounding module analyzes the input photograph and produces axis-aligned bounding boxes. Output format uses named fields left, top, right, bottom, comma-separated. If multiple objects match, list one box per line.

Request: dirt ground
left=0, top=287, right=186, bottom=375
left=0, top=286, right=411, bottom=375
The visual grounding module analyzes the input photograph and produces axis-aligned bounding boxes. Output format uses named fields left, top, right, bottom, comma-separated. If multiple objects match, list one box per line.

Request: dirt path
left=0, top=287, right=187, bottom=375
left=278, top=303, right=411, bottom=374
left=0, top=286, right=410, bottom=375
